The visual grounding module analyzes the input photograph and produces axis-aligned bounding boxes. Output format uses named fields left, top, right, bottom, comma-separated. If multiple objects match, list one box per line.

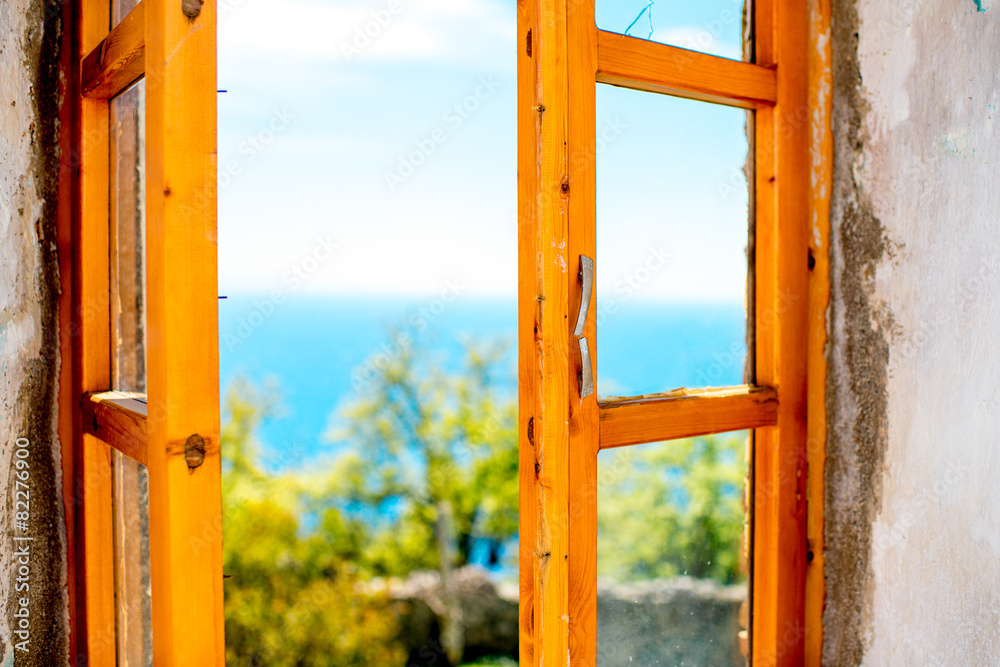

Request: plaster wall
left=0, top=0, right=69, bottom=665
left=826, top=0, right=1000, bottom=663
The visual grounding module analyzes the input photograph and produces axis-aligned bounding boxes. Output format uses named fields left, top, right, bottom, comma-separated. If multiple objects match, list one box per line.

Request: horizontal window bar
left=81, top=391, right=148, bottom=466
left=598, top=385, right=778, bottom=449
left=81, top=1, right=144, bottom=99
left=596, top=30, right=777, bottom=109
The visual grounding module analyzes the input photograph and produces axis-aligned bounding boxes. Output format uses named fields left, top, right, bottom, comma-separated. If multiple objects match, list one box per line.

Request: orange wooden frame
left=72, top=0, right=224, bottom=664
left=517, top=0, right=831, bottom=665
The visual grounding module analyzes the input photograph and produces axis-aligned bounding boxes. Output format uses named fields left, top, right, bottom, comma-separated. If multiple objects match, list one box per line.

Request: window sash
left=75, top=0, right=223, bottom=663
left=517, top=1, right=827, bottom=664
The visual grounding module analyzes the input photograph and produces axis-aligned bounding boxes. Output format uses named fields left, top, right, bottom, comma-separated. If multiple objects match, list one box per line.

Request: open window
left=517, top=0, right=827, bottom=664
left=63, top=0, right=830, bottom=662
left=74, top=0, right=223, bottom=663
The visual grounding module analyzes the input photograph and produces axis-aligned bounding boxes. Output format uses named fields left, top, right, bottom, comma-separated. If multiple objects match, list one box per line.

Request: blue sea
left=217, top=295, right=746, bottom=469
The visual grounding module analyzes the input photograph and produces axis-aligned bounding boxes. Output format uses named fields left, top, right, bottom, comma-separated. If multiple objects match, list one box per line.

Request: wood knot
left=181, top=0, right=203, bottom=19
left=184, top=433, right=206, bottom=470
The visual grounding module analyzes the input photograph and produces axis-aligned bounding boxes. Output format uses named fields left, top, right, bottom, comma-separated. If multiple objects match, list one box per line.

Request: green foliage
left=222, top=378, right=405, bottom=667
left=328, top=334, right=519, bottom=577
left=596, top=434, right=747, bottom=585
left=221, top=329, right=746, bottom=665
left=221, top=336, right=520, bottom=665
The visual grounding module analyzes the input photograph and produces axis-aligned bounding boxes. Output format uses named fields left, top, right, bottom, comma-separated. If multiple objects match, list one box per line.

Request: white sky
left=217, top=0, right=749, bottom=302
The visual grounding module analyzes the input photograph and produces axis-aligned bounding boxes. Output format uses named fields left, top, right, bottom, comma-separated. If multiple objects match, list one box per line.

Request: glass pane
left=112, top=450, right=154, bottom=666
left=112, top=0, right=141, bottom=28
left=110, top=79, right=147, bottom=394
left=596, top=0, right=747, bottom=61
left=597, top=433, right=749, bottom=666
left=595, top=85, right=749, bottom=397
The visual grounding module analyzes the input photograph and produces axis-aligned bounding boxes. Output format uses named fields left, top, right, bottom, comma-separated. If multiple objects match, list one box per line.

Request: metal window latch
left=573, top=255, right=594, bottom=337
left=574, top=255, right=594, bottom=398
left=578, top=337, right=594, bottom=398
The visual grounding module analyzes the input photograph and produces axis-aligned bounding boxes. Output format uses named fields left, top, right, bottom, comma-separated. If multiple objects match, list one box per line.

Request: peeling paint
left=827, top=0, right=1000, bottom=663
left=824, top=0, right=892, bottom=662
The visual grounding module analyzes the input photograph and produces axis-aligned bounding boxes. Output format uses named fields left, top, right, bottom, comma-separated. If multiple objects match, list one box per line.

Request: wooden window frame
left=517, top=1, right=831, bottom=665
left=71, top=0, right=224, bottom=663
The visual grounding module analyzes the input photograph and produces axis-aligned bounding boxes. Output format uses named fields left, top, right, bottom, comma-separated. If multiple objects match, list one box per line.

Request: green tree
left=329, top=334, right=518, bottom=577
left=222, top=379, right=406, bottom=667
left=328, top=333, right=519, bottom=662
left=596, top=434, right=747, bottom=585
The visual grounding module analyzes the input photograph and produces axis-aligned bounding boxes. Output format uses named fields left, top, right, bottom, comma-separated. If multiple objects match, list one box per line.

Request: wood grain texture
left=751, top=0, right=811, bottom=663
left=519, top=0, right=602, bottom=663
left=77, top=0, right=116, bottom=661
left=80, top=1, right=144, bottom=99
left=565, top=1, right=599, bottom=664
left=805, top=0, right=833, bottom=662
left=81, top=392, right=149, bottom=466
left=516, top=0, right=538, bottom=662
left=518, top=0, right=602, bottom=664
left=531, top=0, right=572, bottom=663
left=596, top=30, right=777, bottom=109
left=598, top=386, right=779, bottom=450
left=81, top=436, right=116, bottom=665
left=143, top=0, right=225, bottom=662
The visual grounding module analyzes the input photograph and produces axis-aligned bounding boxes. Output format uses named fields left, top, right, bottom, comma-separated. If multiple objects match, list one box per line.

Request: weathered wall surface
left=0, top=0, right=69, bottom=665
left=826, top=0, right=1000, bottom=663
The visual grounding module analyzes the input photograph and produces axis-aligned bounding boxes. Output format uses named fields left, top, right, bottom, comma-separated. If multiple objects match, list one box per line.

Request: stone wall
left=393, top=568, right=744, bottom=666
left=0, top=0, right=69, bottom=665
left=596, top=578, right=745, bottom=667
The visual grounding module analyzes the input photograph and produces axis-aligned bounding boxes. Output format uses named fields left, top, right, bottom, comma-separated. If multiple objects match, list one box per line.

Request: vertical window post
left=143, top=0, right=224, bottom=662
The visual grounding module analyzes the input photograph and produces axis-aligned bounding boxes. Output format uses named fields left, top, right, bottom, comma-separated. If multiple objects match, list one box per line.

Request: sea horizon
left=218, top=294, right=747, bottom=469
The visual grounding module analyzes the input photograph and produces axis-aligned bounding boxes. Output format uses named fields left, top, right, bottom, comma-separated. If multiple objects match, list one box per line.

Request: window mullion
left=596, top=30, right=776, bottom=109
left=598, top=385, right=778, bottom=450
left=80, top=1, right=145, bottom=100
